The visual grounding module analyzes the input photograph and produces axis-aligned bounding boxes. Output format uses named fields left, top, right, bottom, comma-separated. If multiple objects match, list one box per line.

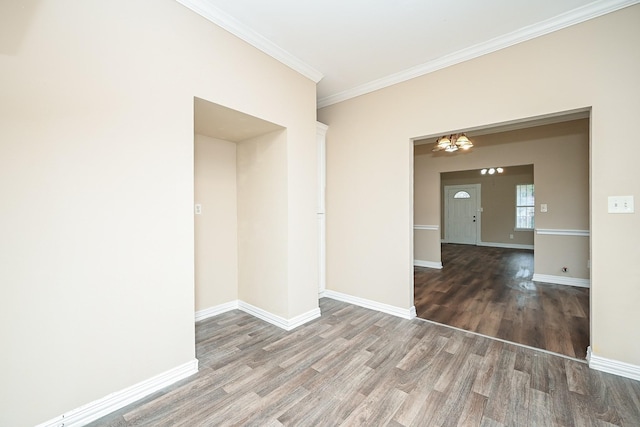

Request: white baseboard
left=195, top=300, right=239, bottom=322
left=414, top=259, right=443, bottom=269
left=587, top=347, right=640, bottom=381
left=323, top=289, right=416, bottom=320
left=478, top=241, right=534, bottom=250
left=533, top=273, right=590, bottom=288
left=409, top=305, right=417, bottom=318
left=196, top=300, right=320, bottom=331
left=238, top=301, right=321, bottom=331
left=36, top=359, right=198, bottom=427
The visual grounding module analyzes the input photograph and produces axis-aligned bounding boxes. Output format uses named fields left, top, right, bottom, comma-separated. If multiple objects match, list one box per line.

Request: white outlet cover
left=608, top=196, right=634, bottom=214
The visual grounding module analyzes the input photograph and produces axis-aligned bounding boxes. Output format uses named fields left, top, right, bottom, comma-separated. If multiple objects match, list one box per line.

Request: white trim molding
left=414, top=260, right=443, bottom=269
left=174, top=0, right=323, bottom=83
left=36, top=359, right=198, bottom=427
left=195, top=300, right=239, bottom=322
left=533, top=273, right=590, bottom=288
left=536, top=228, right=590, bottom=237
left=196, top=300, right=320, bottom=330
left=323, top=289, right=416, bottom=320
left=317, top=0, right=639, bottom=108
left=414, top=224, right=439, bottom=231
left=588, top=347, right=640, bottom=381
left=478, top=241, right=535, bottom=250
left=238, top=301, right=321, bottom=331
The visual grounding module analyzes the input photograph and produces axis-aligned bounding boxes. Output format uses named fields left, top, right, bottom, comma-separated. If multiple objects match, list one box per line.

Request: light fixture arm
left=432, top=133, right=473, bottom=152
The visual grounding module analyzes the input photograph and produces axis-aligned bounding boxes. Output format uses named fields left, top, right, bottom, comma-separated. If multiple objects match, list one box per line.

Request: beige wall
left=319, top=6, right=640, bottom=365
left=194, top=135, right=238, bottom=310
left=0, top=1, right=317, bottom=425
left=237, top=130, right=289, bottom=317
left=439, top=165, right=535, bottom=246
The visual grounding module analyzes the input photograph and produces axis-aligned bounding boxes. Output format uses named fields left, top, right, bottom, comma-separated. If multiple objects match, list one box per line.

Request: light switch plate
left=608, top=196, right=634, bottom=214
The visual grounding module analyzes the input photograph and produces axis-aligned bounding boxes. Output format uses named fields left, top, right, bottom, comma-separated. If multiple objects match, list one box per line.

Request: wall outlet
left=509, top=234, right=514, bottom=239
left=608, top=195, right=634, bottom=213
left=194, top=204, right=202, bottom=215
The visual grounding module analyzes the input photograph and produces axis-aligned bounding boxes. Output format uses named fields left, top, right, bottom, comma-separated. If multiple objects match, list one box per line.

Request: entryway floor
left=414, top=244, right=589, bottom=359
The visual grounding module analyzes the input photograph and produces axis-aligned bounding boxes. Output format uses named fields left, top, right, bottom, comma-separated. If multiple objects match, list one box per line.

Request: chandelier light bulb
left=431, top=133, right=474, bottom=153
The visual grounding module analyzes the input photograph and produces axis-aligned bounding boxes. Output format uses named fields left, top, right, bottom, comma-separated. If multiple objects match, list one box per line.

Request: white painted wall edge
left=323, top=289, right=416, bottom=320
left=414, top=224, right=439, bottom=231
left=536, top=228, right=590, bottom=236
left=414, top=260, right=443, bottom=269
left=587, top=347, right=640, bottom=382
left=533, top=273, right=590, bottom=288
left=478, top=241, right=535, bottom=250
left=35, top=359, right=199, bottom=427
left=238, top=301, right=321, bottom=331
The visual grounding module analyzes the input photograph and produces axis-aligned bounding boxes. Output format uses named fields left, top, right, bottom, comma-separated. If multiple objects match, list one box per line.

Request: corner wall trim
left=195, top=300, right=239, bottom=322
left=36, top=359, right=199, bottom=427
left=478, top=241, right=535, bottom=250
left=536, top=228, right=590, bottom=236
left=533, top=273, right=590, bottom=288
left=414, top=224, right=439, bottom=231
left=414, top=260, right=443, bottom=269
left=238, top=301, right=321, bottom=331
left=323, top=289, right=416, bottom=320
left=174, top=0, right=323, bottom=83
left=317, top=0, right=639, bottom=108
left=588, top=348, right=640, bottom=381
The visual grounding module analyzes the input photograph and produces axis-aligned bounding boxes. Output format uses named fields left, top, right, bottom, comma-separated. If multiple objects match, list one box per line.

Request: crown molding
left=174, top=0, right=323, bottom=83
left=317, top=0, right=640, bottom=108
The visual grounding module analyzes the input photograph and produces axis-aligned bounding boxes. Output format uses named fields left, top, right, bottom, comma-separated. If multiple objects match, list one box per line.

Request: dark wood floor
left=89, top=298, right=640, bottom=426
left=415, top=244, right=590, bottom=359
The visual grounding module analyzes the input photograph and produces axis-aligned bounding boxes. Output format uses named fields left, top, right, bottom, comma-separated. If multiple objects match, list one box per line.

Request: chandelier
left=432, top=133, right=473, bottom=153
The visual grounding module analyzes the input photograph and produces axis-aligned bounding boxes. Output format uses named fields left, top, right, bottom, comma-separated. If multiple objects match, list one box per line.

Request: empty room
left=2, top=1, right=640, bottom=426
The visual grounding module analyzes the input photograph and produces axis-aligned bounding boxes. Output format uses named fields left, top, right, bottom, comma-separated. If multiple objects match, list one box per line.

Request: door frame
left=443, top=183, right=482, bottom=245
left=317, top=122, right=328, bottom=296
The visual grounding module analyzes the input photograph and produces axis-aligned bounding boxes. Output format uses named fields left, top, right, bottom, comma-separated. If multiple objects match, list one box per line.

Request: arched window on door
left=453, top=191, right=471, bottom=199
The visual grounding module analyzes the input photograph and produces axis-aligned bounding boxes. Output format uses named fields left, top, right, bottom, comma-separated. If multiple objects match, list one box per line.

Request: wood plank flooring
left=415, top=244, right=590, bottom=359
left=89, top=298, right=639, bottom=426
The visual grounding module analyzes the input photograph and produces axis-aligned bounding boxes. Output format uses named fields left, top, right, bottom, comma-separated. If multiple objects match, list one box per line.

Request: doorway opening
left=412, top=109, right=591, bottom=360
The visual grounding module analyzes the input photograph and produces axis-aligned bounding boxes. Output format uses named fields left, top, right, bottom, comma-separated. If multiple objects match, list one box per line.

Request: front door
left=444, top=184, right=480, bottom=245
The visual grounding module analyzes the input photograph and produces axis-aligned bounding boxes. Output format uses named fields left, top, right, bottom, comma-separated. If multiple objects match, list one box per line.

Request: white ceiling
left=177, top=0, right=638, bottom=107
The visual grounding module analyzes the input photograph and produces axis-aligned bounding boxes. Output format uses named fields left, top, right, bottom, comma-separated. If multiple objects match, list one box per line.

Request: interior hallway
left=414, top=244, right=589, bottom=359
